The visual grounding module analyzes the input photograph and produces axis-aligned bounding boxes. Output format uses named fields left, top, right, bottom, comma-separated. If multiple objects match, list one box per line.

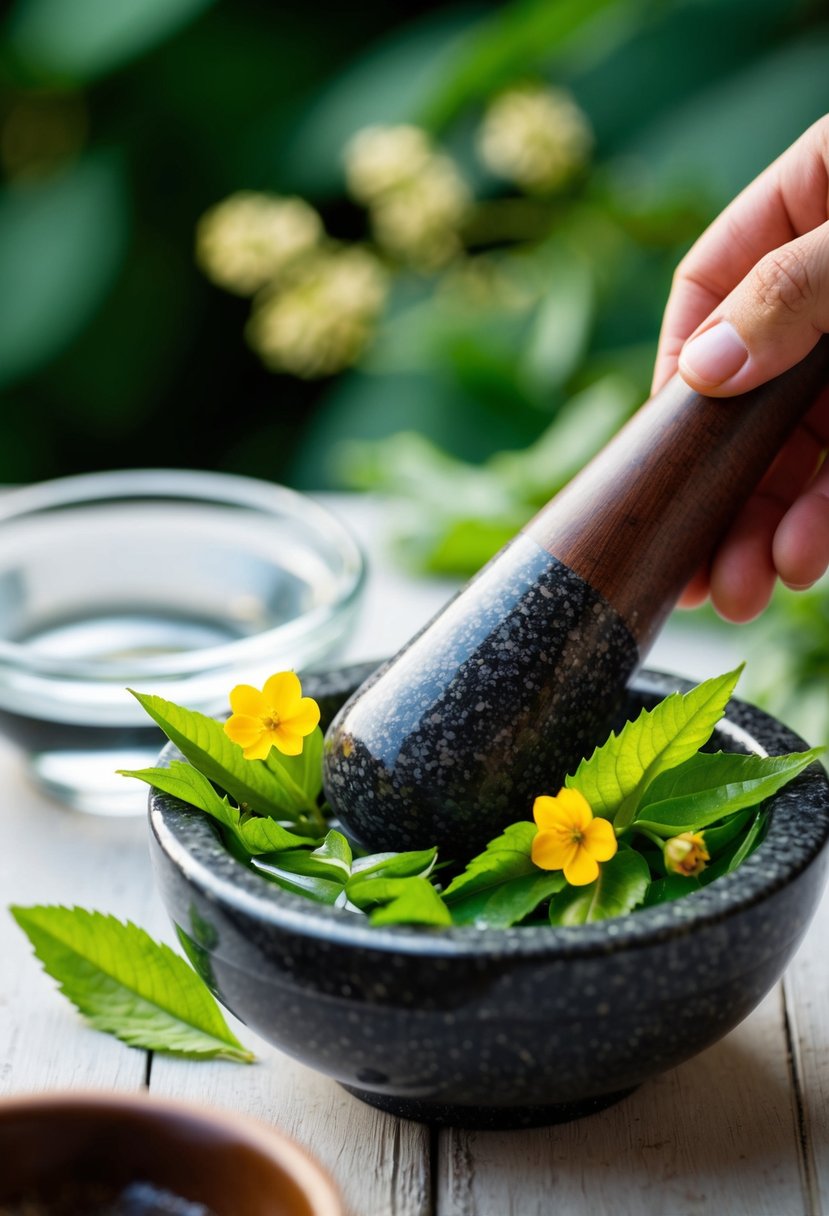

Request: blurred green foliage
left=1, top=0, right=827, bottom=492
left=1, top=0, right=828, bottom=740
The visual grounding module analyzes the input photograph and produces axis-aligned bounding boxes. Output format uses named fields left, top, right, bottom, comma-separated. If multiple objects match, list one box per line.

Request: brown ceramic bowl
left=0, top=1091, right=343, bottom=1216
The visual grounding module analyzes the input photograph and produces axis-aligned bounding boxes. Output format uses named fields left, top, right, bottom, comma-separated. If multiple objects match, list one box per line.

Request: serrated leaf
left=346, top=875, right=452, bottom=927
left=442, top=821, right=537, bottom=899
left=129, top=689, right=315, bottom=824
left=568, top=666, right=744, bottom=830
left=10, top=906, right=253, bottom=1062
left=548, top=850, right=650, bottom=925
left=351, top=848, right=438, bottom=880
left=634, top=748, right=821, bottom=835
left=120, top=762, right=311, bottom=855
left=440, top=821, right=565, bottom=927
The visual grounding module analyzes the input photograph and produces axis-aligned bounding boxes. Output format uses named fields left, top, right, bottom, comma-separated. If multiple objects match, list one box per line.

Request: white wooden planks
left=0, top=737, right=154, bottom=1095
left=438, top=985, right=809, bottom=1216
left=149, top=1025, right=432, bottom=1216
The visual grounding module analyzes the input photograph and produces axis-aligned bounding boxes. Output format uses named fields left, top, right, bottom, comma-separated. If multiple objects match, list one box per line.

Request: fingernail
left=679, top=321, right=749, bottom=387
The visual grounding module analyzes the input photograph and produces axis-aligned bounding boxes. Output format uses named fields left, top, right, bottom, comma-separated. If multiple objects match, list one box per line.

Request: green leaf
left=701, top=807, right=754, bottom=856
left=643, top=874, right=701, bottom=907
left=250, top=858, right=345, bottom=905
left=726, top=808, right=768, bottom=874
left=351, top=848, right=438, bottom=880
left=634, top=748, right=821, bottom=835
left=10, top=905, right=253, bottom=1062
left=273, top=725, right=324, bottom=804
left=346, top=876, right=452, bottom=927
left=129, top=690, right=316, bottom=825
left=420, top=0, right=632, bottom=129
left=7, top=0, right=216, bottom=84
left=448, top=872, right=566, bottom=928
left=441, top=822, right=565, bottom=928
left=547, top=850, right=650, bottom=925
left=250, top=831, right=353, bottom=905
left=519, top=248, right=595, bottom=398
left=0, top=154, right=128, bottom=390
left=568, top=666, right=744, bottom=830
left=443, top=821, right=538, bottom=899
left=489, top=374, right=638, bottom=505
left=261, top=830, right=353, bottom=882
left=120, top=762, right=312, bottom=855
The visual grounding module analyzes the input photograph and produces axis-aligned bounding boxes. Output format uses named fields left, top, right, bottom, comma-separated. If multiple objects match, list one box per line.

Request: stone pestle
left=323, top=339, right=829, bottom=858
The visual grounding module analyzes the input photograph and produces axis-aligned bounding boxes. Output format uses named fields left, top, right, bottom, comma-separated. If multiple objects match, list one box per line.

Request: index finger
left=651, top=115, right=829, bottom=394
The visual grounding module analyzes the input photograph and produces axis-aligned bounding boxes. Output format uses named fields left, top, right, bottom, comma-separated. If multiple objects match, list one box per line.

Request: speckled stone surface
left=323, top=534, right=639, bottom=857
left=148, top=667, right=829, bottom=1129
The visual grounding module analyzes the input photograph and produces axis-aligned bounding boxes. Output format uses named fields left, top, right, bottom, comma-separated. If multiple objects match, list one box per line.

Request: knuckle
left=751, top=247, right=814, bottom=317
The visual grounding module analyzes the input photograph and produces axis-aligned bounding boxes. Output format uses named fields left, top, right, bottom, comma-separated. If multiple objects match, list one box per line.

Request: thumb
left=677, top=221, right=829, bottom=396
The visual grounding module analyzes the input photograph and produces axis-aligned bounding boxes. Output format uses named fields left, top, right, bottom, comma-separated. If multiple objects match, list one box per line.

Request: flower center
left=261, top=713, right=281, bottom=731
left=570, top=829, right=584, bottom=844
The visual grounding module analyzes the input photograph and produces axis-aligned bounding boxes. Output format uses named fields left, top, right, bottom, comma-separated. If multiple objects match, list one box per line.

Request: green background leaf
left=7, top=0, right=217, bottom=83
left=0, top=155, right=128, bottom=391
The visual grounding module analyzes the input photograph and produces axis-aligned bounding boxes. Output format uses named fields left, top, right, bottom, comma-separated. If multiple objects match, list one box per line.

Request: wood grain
left=0, top=739, right=153, bottom=1096
left=438, top=986, right=807, bottom=1216
left=527, top=338, right=829, bottom=650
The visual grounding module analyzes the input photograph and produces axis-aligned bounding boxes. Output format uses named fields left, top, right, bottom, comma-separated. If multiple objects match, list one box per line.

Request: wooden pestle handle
left=526, top=336, right=829, bottom=650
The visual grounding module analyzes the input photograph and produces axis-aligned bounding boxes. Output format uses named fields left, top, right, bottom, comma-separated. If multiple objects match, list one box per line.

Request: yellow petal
left=243, top=736, right=273, bottom=761
left=285, top=696, right=320, bottom=736
left=263, top=671, right=302, bottom=717
left=224, top=714, right=266, bottom=748
left=532, top=788, right=592, bottom=834
left=564, top=847, right=599, bottom=886
left=271, top=726, right=304, bottom=756
left=532, top=831, right=579, bottom=873
left=554, top=787, right=593, bottom=832
left=584, top=817, right=618, bottom=862
left=533, top=795, right=561, bottom=831
left=229, top=684, right=266, bottom=716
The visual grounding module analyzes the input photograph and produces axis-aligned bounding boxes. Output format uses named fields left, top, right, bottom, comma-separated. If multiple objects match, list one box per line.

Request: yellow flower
left=664, top=832, right=710, bottom=878
left=224, top=672, right=320, bottom=760
left=531, top=788, right=617, bottom=886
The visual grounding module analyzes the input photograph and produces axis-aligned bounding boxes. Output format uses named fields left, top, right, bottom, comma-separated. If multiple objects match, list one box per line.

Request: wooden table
left=1, top=494, right=827, bottom=1216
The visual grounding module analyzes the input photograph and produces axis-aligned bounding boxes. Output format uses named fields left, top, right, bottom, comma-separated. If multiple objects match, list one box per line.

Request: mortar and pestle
left=150, top=340, right=829, bottom=1126
left=324, top=338, right=829, bottom=858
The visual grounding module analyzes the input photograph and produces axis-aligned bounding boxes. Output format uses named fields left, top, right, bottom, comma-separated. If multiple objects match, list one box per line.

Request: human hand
left=652, top=116, right=829, bottom=622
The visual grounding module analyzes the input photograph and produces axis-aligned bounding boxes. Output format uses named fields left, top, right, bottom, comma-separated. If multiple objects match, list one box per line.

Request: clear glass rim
left=0, top=468, right=365, bottom=681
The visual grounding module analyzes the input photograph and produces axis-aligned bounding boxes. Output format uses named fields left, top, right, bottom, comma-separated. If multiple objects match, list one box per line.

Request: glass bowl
left=0, top=469, right=364, bottom=815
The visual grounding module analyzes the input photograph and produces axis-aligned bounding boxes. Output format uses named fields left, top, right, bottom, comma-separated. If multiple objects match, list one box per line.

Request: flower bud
left=478, top=84, right=593, bottom=193
left=196, top=192, right=323, bottom=296
left=664, top=832, right=710, bottom=878
left=246, top=246, right=388, bottom=378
